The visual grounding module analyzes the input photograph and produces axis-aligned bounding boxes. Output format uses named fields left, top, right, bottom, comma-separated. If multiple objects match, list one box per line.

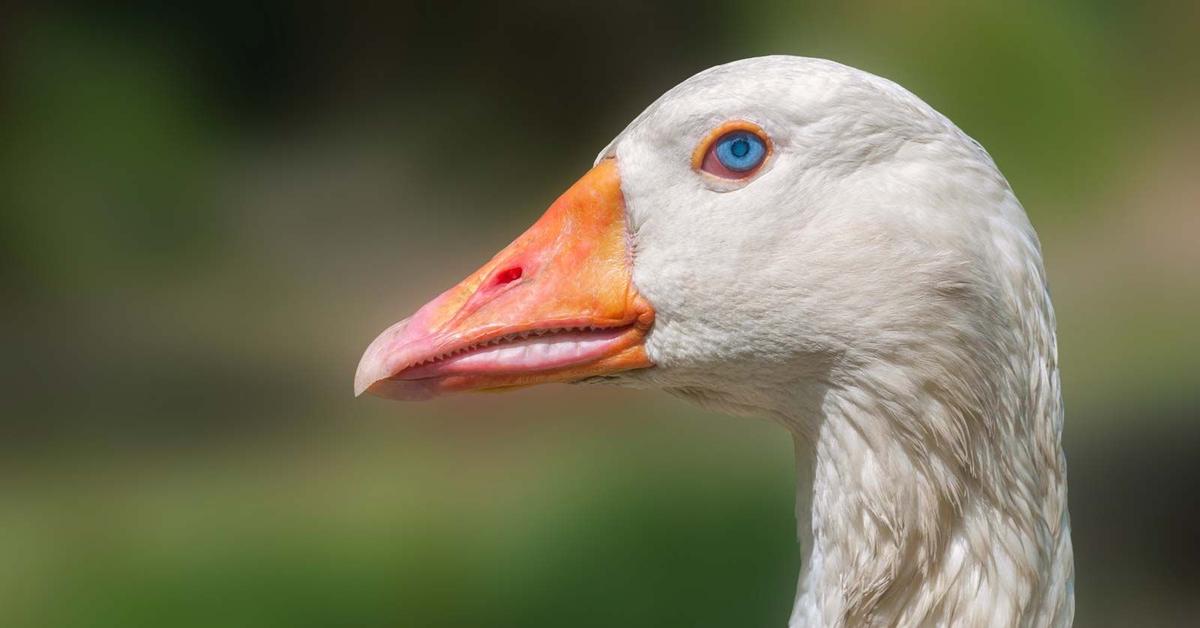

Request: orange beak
left=354, top=159, right=655, bottom=400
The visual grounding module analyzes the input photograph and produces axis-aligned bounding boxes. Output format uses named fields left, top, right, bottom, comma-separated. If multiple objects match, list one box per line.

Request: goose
left=354, top=56, right=1074, bottom=627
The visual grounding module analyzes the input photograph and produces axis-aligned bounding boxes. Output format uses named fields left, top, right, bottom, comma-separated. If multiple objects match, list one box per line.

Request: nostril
left=493, top=266, right=523, bottom=286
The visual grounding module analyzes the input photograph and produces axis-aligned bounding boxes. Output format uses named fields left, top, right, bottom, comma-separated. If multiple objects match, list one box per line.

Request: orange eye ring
left=692, top=120, right=773, bottom=180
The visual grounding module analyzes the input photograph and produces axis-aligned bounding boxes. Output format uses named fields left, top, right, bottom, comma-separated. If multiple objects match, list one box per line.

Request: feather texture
left=598, top=57, right=1073, bottom=627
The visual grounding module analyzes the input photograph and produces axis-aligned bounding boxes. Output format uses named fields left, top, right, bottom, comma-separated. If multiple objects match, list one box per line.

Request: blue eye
left=714, top=131, right=767, bottom=172
left=696, top=124, right=772, bottom=179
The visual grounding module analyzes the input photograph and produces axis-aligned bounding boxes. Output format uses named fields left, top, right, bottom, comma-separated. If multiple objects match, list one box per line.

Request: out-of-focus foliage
left=1, top=2, right=1197, bottom=627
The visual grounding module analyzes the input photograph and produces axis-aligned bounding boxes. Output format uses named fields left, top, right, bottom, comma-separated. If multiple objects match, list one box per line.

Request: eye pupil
left=731, top=139, right=749, bottom=158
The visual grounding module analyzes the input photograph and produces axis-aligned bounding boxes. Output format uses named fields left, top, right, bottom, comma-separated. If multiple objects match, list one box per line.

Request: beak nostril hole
left=494, top=266, right=523, bottom=286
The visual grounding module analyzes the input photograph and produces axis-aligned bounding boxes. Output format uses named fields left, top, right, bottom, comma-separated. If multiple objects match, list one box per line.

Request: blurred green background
left=2, top=2, right=1197, bottom=626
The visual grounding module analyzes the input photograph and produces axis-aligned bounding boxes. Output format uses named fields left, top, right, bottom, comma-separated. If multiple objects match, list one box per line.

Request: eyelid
left=691, top=120, right=774, bottom=174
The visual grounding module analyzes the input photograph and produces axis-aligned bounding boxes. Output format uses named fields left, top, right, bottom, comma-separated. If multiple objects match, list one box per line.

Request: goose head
left=355, top=56, right=1073, bottom=626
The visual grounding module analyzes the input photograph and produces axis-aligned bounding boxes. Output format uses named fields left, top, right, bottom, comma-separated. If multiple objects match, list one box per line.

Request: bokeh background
left=3, top=2, right=1198, bottom=626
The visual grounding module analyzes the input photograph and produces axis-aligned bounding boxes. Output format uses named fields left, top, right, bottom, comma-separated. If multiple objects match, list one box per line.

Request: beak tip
left=353, top=356, right=382, bottom=398
left=354, top=345, right=387, bottom=398
left=353, top=375, right=370, bottom=399
left=354, top=316, right=414, bottom=399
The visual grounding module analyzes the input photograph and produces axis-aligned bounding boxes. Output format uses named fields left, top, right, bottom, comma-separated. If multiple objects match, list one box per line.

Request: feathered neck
left=785, top=301, right=1074, bottom=627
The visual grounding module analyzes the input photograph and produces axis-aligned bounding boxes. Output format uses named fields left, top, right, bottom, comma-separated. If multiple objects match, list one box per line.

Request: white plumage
left=603, top=57, right=1073, bottom=627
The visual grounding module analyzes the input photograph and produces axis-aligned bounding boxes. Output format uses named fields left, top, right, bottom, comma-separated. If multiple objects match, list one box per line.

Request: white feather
left=599, top=56, right=1073, bottom=627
